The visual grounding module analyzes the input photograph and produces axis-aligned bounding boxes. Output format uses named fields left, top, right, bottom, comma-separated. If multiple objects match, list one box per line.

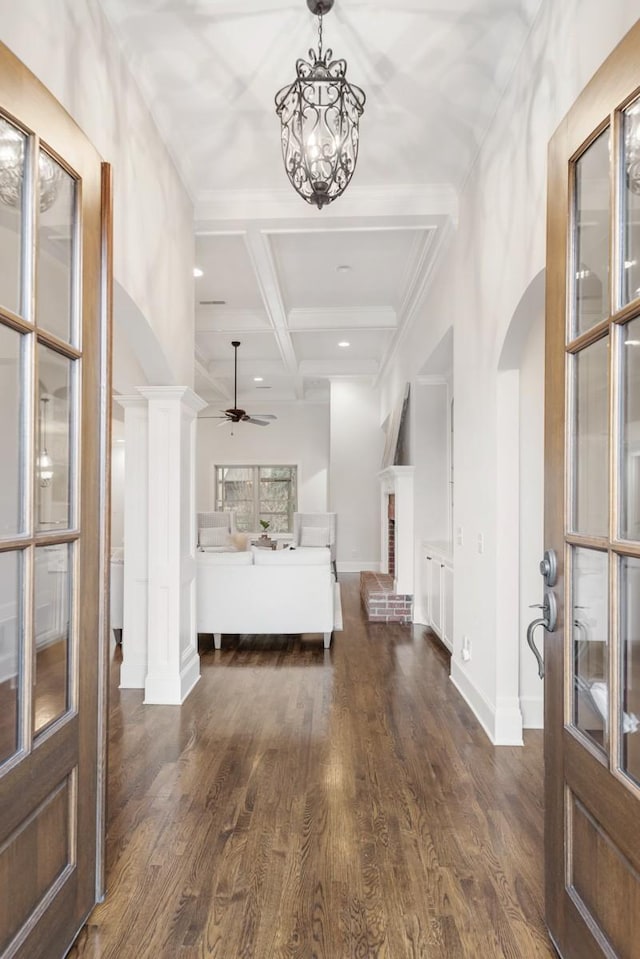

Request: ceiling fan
left=205, top=340, right=277, bottom=427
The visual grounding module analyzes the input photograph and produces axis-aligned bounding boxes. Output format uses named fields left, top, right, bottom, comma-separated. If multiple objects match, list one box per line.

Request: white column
left=139, top=387, right=206, bottom=705
left=117, top=395, right=149, bottom=689
left=378, top=466, right=415, bottom=595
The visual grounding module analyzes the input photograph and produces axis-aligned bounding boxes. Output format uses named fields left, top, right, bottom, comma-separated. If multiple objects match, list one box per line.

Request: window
left=215, top=466, right=297, bottom=533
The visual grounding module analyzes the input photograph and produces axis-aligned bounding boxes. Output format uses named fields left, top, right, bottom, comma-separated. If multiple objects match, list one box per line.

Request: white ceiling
left=98, top=0, right=542, bottom=410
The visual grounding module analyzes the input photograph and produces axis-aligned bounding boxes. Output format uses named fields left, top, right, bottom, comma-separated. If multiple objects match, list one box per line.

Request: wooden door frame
left=545, top=20, right=640, bottom=959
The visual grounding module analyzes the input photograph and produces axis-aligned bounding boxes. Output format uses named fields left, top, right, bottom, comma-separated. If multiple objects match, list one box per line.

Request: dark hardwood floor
left=69, top=574, right=555, bottom=958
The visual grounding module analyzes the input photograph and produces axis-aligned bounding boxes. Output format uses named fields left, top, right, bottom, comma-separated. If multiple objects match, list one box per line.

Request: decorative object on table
left=275, top=0, right=365, bottom=210
left=200, top=341, right=277, bottom=427
left=256, top=519, right=273, bottom=548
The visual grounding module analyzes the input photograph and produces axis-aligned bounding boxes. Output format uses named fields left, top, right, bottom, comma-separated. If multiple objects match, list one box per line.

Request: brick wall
left=360, top=571, right=412, bottom=624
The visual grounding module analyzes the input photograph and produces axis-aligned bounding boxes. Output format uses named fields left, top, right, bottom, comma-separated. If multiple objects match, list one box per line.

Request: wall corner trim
left=450, top=663, right=524, bottom=746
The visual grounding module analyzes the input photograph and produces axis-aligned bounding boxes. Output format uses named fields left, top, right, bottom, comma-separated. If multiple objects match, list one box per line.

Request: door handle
left=526, top=590, right=557, bottom=679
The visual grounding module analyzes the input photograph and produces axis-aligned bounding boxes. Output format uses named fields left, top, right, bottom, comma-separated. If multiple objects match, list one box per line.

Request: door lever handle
left=526, top=590, right=557, bottom=680
left=527, top=619, right=547, bottom=679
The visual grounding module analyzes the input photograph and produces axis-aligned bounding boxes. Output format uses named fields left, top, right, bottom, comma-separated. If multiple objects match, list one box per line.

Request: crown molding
left=299, top=358, right=379, bottom=376
left=375, top=217, right=456, bottom=387
left=195, top=308, right=271, bottom=333
left=288, top=306, right=397, bottom=331
left=194, top=183, right=458, bottom=224
left=415, top=374, right=450, bottom=387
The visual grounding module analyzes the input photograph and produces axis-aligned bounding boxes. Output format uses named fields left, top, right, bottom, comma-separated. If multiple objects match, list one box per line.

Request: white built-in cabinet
left=421, top=544, right=453, bottom=652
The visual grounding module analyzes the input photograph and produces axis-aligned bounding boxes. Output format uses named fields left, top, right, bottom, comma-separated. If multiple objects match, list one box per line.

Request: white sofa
left=196, top=546, right=334, bottom=649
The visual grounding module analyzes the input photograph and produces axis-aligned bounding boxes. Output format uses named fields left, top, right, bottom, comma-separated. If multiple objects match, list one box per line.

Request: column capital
left=116, top=393, right=148, bottom=410
left=137, top=386, right=207, bottom=414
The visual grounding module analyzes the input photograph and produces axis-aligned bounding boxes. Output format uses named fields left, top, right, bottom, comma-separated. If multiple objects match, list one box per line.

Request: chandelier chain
left=318, top=12, right=323, bottom=57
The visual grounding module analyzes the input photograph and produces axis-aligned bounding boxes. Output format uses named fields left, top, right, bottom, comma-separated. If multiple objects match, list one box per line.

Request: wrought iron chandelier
left=275, top=0, right=365, bottom=210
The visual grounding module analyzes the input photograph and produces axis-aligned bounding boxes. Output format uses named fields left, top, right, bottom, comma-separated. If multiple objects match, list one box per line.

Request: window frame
left=214, top=464, right=297, bottom=533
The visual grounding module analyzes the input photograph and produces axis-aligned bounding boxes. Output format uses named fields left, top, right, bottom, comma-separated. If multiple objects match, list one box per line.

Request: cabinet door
left=442, top=564, right=454, bottom=651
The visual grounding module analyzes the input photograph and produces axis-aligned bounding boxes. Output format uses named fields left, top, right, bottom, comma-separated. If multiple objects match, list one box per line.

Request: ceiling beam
left=244, top=229, right=304, bottom=400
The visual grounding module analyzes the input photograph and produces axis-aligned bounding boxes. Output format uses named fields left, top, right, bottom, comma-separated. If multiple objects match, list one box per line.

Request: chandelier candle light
left=0, top=117, right=62, bottom=213
left=38, top=396, right=53, bottom=488
left=275, top=0, right=365, bottom=209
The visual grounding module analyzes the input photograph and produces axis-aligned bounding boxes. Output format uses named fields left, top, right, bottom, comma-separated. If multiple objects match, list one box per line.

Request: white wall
left=0, top=0, right=195, bottom=388
left=111, top=417, right=125, bottom=548
left=196, top=403, right=330, bottom=517
left=329, top=380, right=385, bottom=572
left=377, top=0, right=640, bottom=743
left=411, top=381, right=452, bottom=548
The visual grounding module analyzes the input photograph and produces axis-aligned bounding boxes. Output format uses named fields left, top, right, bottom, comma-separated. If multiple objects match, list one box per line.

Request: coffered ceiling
left=98, top=0, right=542, bottom=407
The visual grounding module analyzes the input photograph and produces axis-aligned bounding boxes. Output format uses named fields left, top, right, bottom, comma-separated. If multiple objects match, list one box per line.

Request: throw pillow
left=229, top=532, right=249, bottom=551
left=199, top=525, right=230, bottom=547
left=300, top=525, right=329, bottom=547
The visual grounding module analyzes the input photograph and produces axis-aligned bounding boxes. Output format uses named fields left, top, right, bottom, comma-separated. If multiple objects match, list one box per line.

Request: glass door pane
left=34, top=543, right=71, bottom=736
left=0, top=550, right=22, bottom=766
left=622, top=99, right=640, bottom=307
left=620, top=318, right=640, bottom=540
left=37, top=344, right=74, bottom=531
left=570, top=336, right=609, bottom=537
left=571, top=547, right=610, bottom=752
left=0, top=323, right=25, bottom=536
left=621, top=557, right=640, bottom=785
left=572, top=129, right=610, bottom=336
left=36, top=154, right=77, bottom=345
left=0, top=116, right=26, bottom=316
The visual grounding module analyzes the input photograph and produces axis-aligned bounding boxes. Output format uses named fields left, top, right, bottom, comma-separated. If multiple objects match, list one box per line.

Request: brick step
left=360, top=571, right=412, bottom=624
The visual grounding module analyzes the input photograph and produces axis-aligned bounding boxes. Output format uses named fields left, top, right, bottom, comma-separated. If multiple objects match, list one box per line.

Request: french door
left=0, top=43, right=110, bottom=959
left=545, top=20, right=640, bottom=959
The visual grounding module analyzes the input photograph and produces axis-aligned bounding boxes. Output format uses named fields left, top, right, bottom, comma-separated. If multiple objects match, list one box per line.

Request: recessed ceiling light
left=193, top=267, right=204, bottom=278
left=624, top=260, right=637, bottom=269
left=199, top=300, right=227, bottom=306
left=625, top=339, right=640, bottom=346
left=254, top=376, right=264, bottom=382
left=336, top=264, right=351, bottom=273
left=338, top=340, right=350, bottom=348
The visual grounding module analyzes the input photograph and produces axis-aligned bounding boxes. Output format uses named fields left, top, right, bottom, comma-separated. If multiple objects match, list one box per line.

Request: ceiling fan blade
left=244, top=417, right=271, bottom=426
left=217, top=420, right=231, bottom=428
left=257, top=414, right=277, bottom=420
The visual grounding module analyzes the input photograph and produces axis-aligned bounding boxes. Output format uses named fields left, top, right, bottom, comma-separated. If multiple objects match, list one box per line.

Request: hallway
left=70, top=575, right=555, bottom=958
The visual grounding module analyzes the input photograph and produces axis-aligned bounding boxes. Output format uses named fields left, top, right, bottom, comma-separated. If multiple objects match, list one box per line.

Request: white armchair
left=197, top=511, right=237, bottom=548
left=293, top=512, right=337, bottom=580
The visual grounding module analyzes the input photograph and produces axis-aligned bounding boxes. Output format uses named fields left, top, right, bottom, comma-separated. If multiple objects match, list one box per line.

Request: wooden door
left=545, top=21, right=640, bottom=959
left=0, top=42, right=110, bottom=959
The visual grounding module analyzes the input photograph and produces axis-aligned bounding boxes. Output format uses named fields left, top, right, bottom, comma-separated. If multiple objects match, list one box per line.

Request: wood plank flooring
left=69, top=575, right=556, bottom=959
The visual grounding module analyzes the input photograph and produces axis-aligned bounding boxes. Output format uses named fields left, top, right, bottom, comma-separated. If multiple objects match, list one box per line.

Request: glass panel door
left=545, top=24, right=640, bottom=958
left=0, top=39, right=108, bottom=959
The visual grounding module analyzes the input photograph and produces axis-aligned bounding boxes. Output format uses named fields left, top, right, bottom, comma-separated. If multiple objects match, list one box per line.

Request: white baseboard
left=337, top=561, right=381, bottom=573
left=450, top=662, right=524, bottom=746
left=521, top=695, right=544, bottom=729
left=412, top=601, right=427, bottom=626
left=144, top=646, right=200, bottom=705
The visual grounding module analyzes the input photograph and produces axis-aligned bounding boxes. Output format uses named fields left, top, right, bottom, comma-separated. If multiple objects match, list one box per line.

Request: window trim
left=214, top=464, right=298, bottom=533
